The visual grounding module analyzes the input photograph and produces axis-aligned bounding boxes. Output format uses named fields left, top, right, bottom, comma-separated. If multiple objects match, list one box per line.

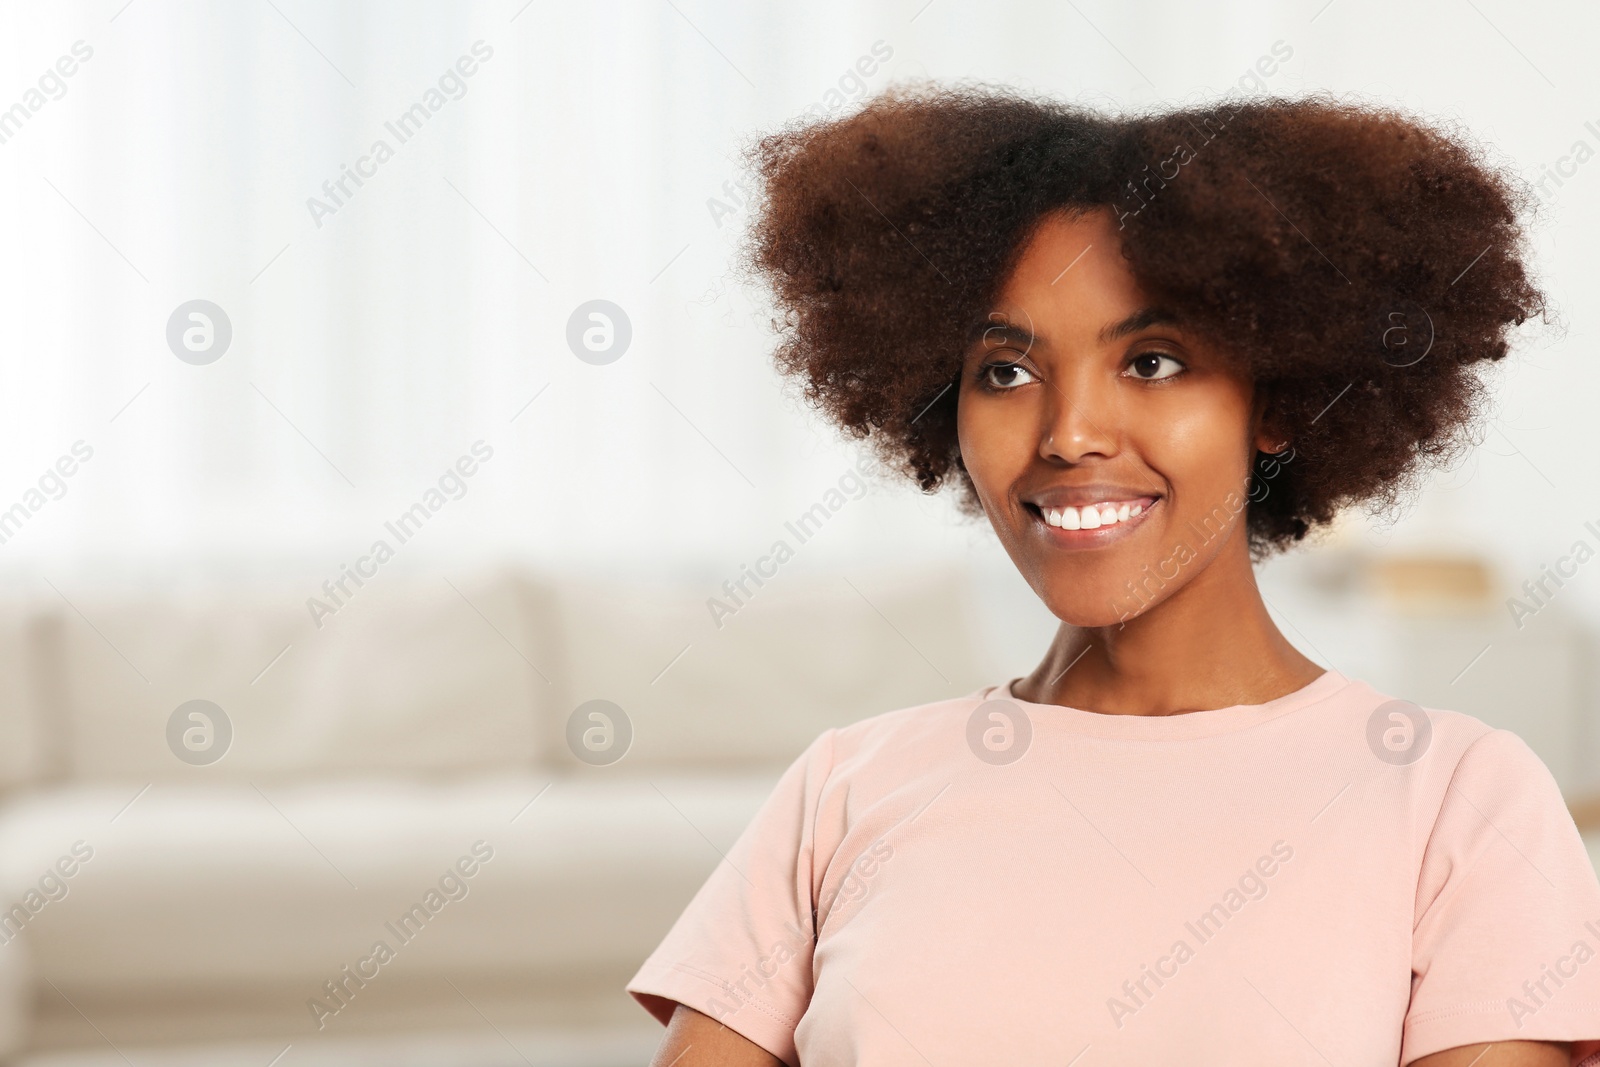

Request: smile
left=1025, top=496, right=1159, bottom=545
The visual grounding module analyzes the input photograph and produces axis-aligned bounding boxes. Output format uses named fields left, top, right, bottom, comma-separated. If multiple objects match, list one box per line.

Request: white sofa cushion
left=545, top=564, right=989, bottom=770
left=44, top=569, right=556, bottom=780
left=0, top=772, right=773, bottom=998
left=0, top=596, right=55, bottom=793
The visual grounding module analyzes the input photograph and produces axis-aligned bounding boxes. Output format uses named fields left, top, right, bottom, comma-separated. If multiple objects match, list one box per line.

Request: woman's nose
left=1039, top=375, right=1119, bottom=464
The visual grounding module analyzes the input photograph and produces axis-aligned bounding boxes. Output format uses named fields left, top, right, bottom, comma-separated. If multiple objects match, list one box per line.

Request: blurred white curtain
left=1, top=0, right=1596, bottom=615
left=0, top=0, right=964, bottom=575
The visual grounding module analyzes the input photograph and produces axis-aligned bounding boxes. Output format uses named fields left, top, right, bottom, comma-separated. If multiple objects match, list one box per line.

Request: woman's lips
left=1027, top=496, right=1160, bottom=545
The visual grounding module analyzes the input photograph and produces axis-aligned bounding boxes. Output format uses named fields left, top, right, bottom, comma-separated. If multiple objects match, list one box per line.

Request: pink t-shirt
left=628, top=670, right=1600, bottom=1065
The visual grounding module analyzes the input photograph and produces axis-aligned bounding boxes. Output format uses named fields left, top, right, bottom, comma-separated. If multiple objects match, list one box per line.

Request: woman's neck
left=1012, top=539, right=1324, bottom=716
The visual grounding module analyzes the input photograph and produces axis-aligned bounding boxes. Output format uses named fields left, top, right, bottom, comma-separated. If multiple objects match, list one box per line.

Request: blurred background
left=0, top=0, right=1596, bottom=1063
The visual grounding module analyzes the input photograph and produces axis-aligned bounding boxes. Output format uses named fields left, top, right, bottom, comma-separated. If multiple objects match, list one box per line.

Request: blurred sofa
left=0, top=554, right=1596, bottom=1064
left=0, top=564, right=994, bottom=1060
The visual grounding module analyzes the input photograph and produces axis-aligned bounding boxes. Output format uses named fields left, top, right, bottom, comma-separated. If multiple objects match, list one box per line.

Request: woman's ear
left=1254, top=429, right=1290, bottom=455
left=1249, top=387, right=1288, bottom=454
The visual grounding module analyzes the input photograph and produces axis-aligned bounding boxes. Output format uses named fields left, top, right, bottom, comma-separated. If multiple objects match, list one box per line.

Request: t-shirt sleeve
left=1404, top=727, right=1600, bottom=1065
left=626, top=728, right=837, bottom=1066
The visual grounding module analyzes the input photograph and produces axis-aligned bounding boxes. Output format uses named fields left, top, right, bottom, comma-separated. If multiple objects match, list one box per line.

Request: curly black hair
left=740, top=82, right=1547, bottom=554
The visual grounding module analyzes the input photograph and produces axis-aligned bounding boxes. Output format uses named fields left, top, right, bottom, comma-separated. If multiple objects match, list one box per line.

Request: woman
left=628, top=86, right=1600, bottom=1065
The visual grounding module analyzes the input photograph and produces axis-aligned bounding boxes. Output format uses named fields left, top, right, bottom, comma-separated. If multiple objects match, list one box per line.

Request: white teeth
left=1039, top=499, right=1151, bottom=530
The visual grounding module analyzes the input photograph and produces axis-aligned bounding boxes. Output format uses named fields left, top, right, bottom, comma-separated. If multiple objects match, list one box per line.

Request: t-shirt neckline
left=992, top=668, right=1351, bottom=741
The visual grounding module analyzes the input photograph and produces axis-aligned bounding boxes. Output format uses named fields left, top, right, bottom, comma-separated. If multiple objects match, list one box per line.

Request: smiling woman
left=628, top=84, right=1600, bottom=1067
left=955, top=207, right=1280, bottom=639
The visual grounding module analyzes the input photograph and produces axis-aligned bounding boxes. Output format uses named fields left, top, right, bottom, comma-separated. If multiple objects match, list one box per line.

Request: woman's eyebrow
left=965, top=307, right=1178, bottom=351
left=1098, top=306, right=1180, bottom=344
left=964, top=319, right=1039, bottom=350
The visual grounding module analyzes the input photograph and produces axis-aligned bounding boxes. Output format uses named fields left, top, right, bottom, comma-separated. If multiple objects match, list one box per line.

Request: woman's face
left=957, top=207, right=1273, bottom=627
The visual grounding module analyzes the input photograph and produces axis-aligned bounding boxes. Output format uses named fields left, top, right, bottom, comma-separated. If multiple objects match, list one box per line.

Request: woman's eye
left=980, top=361, right=1037, bottom=390
left=1125, top=352, right=1185, bottom=381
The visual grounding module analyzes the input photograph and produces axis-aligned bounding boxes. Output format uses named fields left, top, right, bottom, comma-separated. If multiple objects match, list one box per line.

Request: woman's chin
left=1038, top=590, right=1151, bottom=629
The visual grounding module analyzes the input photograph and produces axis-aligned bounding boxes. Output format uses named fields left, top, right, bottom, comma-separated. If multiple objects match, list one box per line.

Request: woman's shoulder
left=799, top=674, right=1558, bottom=801
left=811, top=684, right=999, bottom=771
left=833, top=684, right=993, bottom=737
left=1314, top=676, right=1573, bottom=851
left=1328, top=674, right=1547, bottom=774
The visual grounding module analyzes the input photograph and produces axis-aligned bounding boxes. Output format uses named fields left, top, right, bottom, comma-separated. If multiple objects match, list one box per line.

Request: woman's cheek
left=958, top=401, right=1022, bottom=506
left=1145, top=394, right=1253, bottom=498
